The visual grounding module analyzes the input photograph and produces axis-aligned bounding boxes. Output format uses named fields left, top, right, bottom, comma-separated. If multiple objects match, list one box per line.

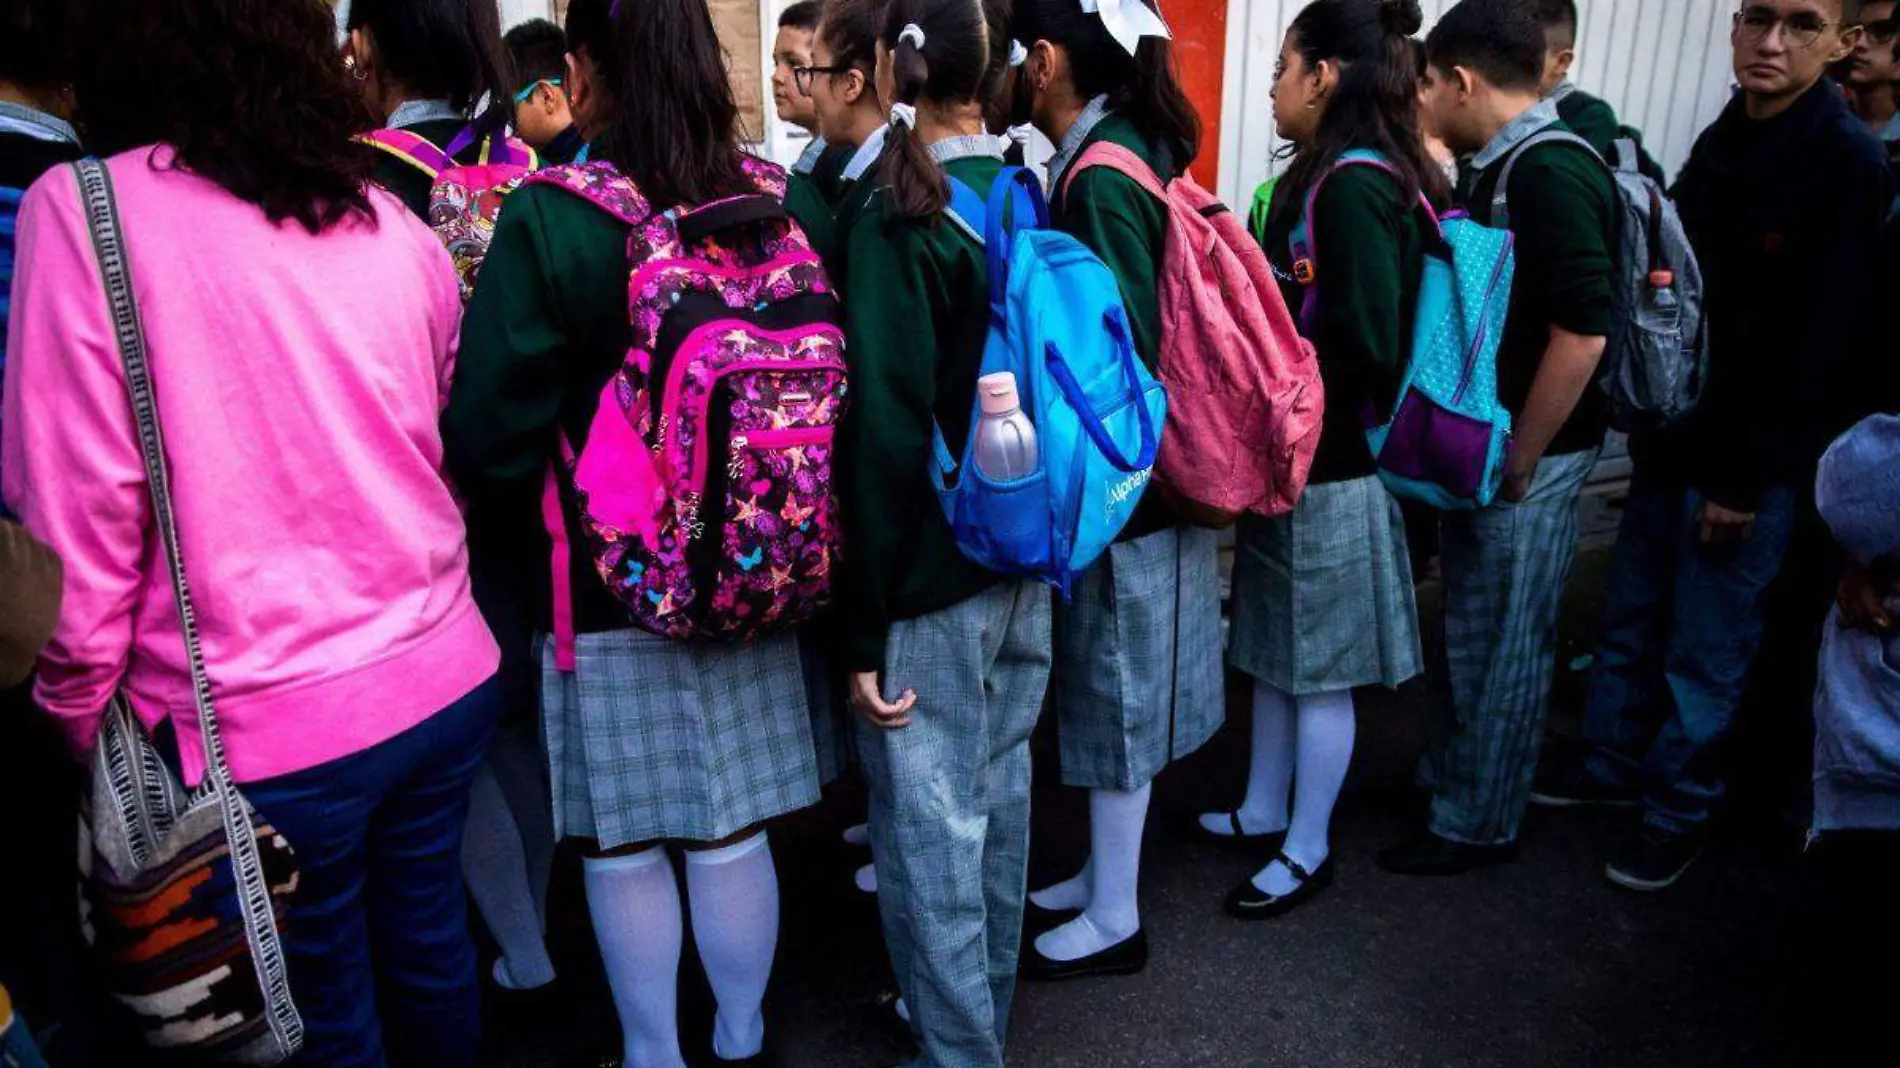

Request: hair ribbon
left=1078, top=0, right=1172, bottom=56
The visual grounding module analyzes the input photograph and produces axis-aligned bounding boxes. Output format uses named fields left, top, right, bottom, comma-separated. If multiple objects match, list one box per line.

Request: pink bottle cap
left=978, top=372, right=1021, bottom=415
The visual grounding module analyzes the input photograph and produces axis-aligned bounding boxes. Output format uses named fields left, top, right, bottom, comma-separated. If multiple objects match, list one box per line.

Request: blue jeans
left=1582, top=479, right=1796, bottom=836
left=245, top=678, right=501, bottom=1068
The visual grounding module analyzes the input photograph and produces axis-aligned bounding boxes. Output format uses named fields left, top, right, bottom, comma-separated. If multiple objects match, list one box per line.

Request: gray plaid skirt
left=1053, top=526, right=1227, bottom=791
left=1228, top=475, right=1423, bottom=696
left=540, top=629, right=820, bottom=848
left=797, top=626, right=852, bottom=786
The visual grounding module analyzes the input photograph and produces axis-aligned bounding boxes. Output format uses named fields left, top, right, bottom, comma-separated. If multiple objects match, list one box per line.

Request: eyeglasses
left=1733, top=7, right=1835, bottom=51
left=793, top=64, right=852, bottom=96
left=513, top=78, right=562, bottom=105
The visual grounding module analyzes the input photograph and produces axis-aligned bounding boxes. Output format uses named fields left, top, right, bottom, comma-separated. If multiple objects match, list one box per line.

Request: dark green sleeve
left=444, top=189, right=570, bottom=508
left=1311, top=166, right=1409, bottom=419
left=836, top=208, right=945, bottom=672
left=1507, top=150, right=1616, bottom=339
left=785, top=172, right=837, bottom=268
left=1557, top=92, right=1623, bottom=158
left=373, top=155, right=435, bottom=221
left=1060, top=167, right=1167, bottom=369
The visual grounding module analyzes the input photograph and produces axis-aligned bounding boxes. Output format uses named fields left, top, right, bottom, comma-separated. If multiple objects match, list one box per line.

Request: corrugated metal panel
left=1217, top=0, right=1738, bottom=208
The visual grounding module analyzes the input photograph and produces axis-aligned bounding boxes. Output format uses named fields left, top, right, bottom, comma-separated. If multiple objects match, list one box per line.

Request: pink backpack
left=1062, top=143, right=1324, bottom=524
left=530, top=158, right=848, bottom=658
left=360, top=128, right=538, bottom=303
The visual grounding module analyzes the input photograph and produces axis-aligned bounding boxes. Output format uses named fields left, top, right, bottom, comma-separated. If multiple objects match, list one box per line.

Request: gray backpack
left=1495, top=129, right=1707, bottom=433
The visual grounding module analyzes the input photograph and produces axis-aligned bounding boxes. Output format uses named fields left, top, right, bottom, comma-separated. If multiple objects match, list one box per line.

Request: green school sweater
left=371, top=118, right=476, bottom=220
left=786, top=141, right=855, bottom=267
left=1462, top=122, right=1617, bottom=458
left=1051, top=112, right=1179, bottom=538
left=1262, top=163, right=1426, bottom=484
left=836, top=155, right=1006, bottom=672
left=444, top=183, right=638, bottom=635
left=1555, top=86, right=1667, bottom=183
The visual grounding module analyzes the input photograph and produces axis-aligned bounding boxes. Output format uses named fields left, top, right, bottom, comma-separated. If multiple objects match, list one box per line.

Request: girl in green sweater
left=1203, top=0, right=1446, bottom=919
left=447, top=2, right=824, bottom=1065
left=1010, top=0, right=1225, bottom=982
left=791, top=0, right=894, bottom=275
left=838, top=3, right=1052, bottom=1065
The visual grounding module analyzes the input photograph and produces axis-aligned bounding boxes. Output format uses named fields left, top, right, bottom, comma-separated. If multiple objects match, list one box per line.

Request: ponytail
left=878, top=0, right=990, bottom=221
left=1014, top=0, right=1201, bottom=166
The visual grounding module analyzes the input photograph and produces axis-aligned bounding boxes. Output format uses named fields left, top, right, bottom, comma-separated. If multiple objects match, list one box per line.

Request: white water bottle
left=972, top=372, right=1039, bottom=481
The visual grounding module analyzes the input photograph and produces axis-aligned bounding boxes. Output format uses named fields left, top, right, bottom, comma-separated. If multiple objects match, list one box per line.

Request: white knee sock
left=1252, top=689, right=1355, bottom=897
left=584, top=849, right=687, bottom=1068
left=1200, top=683, right=1295, bottom=838
left=1028, top=856, right=1092, bottom=913
left=463, top=765, right=557, bottom=991
left=1034, top=783, right=1150, bottom=962
left=853, top=862, right=878, bottom=895
left=842, top=822, right=871, bottom=848
left=684, top=834, right=779, bottom=1062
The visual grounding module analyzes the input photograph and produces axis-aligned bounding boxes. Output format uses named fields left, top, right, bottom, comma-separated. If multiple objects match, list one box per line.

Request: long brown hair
left=881, top=0, right=991, bottom=219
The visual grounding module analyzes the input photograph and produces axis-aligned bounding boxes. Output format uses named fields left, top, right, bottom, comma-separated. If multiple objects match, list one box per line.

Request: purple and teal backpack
left=532, top=157, right=848, bottom=656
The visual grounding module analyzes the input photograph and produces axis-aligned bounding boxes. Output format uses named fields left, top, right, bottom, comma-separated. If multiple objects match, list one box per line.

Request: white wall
left=1217, top=0, right=1741, bottom=208
left=498, top=0, right=554, bottom=30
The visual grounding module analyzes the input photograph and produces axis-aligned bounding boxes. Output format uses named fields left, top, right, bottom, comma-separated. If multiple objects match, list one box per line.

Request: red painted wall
left=1169, top=0, right=1228, bottom=190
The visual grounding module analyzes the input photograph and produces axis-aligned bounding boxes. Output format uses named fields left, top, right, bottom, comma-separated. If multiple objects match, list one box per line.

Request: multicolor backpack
left=1061, top=142, right=1324, bottom=526
left=530, top=158, right=847, bottom=654
left=1292, top=150, right=1517, bottom=510
left=359, top=127, right=538, bottom=302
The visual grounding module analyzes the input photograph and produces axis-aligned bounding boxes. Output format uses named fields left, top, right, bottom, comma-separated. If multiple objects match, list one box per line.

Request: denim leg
left=368, top=680, right=502, bottom=1068
left=1582, top=479, right=1684, bottom=790
left=1640, top=488, right=1797, bottom=836
left=245, top=753, right=388, bottom=1068
left=1429, top=451, right=1596, bottom=846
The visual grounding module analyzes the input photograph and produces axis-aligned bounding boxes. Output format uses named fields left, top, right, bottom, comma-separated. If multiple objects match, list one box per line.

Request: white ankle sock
left=1028, top=856, right=1092, bottom=913
left=684, top=834, right=778, bottom=1062
left=584, top=849, right=688, bottom=1068
left=842, top=822, right=871, bottom=848
left=1251, top=689, right=1355, bottom=898
left=853, top=862, right=878, bottom=895
left=464, top=765, right=557, bottom=991
left=1034, top=784, right=1150, bottom=962
left=1200, top=684, right=1295, bottom=838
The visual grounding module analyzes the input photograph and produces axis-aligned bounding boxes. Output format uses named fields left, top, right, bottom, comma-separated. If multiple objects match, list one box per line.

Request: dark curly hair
left=0, top=0, right=74, bottom=92
left=74, top=0, right=377, bottom=235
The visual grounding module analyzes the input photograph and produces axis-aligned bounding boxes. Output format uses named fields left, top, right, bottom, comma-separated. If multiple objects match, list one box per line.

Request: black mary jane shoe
left=1223, top=853, right=1336, bottom=921
left=1019, top=926, right=1149, bottom=982
left=1192, top=811, right=1291, bottom=852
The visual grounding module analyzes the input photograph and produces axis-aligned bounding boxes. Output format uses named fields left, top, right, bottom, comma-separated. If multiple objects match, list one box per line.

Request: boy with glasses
left=502, top=19, right=584, bottom=164
left=1531, top=0, right=1893, bottom=892
left=777, top=1, right=854, bottom=260
left=1845, top=0, right=1900, bottom=179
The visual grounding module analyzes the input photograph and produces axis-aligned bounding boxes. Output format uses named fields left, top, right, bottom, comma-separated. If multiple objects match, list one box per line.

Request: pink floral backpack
left=1062, top=142, right=1324, bottom=525
left=530, top=157, right=848, bottom=656
left=359, top=127, right=538, bottom=302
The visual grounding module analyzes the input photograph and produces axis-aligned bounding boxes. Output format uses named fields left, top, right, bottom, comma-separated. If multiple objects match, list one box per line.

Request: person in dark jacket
left=1533, top=0, right=1893, bottom=893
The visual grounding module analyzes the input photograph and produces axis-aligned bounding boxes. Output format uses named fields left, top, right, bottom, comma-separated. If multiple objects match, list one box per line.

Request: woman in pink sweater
left=0, top=2, right=500, bottom=1065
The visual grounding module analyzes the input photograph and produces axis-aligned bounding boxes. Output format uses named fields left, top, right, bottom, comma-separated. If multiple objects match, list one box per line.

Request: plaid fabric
left=856, top=581, right=1052, bottom=1068
left=540, top=629, right=819, bottom=848
left=1425, top=450, right=1598, bottom=846
left=1229, top=476, right=1423, bottom=695
left=1054, top=527, right=1226, bottom=790
left=797, top=625, right=853, bottom=785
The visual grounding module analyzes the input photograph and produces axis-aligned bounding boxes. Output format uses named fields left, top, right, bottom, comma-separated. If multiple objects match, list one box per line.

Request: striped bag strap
left=72, top=159, right=304, bottom=1055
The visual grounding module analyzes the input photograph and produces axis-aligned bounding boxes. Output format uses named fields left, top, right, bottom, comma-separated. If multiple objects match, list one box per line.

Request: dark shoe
left=1020, top=926, right=1149, bottom=982
left=1530, top=758, right=1639, bottom=810
left=1191, top=810, right=1291, bottom=851
left=1605, top=828, right=1705, bottom=892
left=1223, top=853, right=1335, bottom=920
left=1377, top=832, right=1518, bottom=876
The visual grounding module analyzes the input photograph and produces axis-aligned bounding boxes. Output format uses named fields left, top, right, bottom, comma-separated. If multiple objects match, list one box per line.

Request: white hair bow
left=1079, top=0, right=1172, bottom=57
left=890, top=103, right=919, bottom=129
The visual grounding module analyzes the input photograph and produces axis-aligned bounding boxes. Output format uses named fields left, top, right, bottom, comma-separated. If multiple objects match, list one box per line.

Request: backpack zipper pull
left=729, top=436, right=748, bottom=480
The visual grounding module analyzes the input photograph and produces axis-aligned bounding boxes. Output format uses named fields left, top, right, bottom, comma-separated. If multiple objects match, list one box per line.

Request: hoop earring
left=345, top=57, right=369, bottom=83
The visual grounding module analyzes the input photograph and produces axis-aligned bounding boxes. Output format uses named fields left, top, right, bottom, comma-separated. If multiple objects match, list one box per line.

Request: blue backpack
left=930, top=167, right=1167, bottom=595
left=1291, top=150, right=1516, bottom=510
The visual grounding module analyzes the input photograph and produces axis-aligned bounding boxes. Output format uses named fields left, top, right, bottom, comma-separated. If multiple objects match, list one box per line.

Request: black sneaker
left=1529, top=757, right=1638, bottom=810
left=1605, top=828, right=1705, bottom=892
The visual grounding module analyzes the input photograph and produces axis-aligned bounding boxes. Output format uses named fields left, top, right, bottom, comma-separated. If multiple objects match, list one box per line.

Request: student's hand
left=1500, top=456, right=1539, bottom=503
left=1836, top=561, right=1897, bottom=636
left=1696, top=501, right=1756, bottom=545
left=850, top=671, right=916, bottom=730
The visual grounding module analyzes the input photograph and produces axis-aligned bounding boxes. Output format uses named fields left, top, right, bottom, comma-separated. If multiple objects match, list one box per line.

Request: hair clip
left=889, top=103, right=919, bottom=129
left=898, top=23, right=927, bottom=50
left=1010, top=39, right=1029, bottom=67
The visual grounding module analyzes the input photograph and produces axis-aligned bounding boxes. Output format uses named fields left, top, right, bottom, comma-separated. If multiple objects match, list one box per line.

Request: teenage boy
left=1379, top=0, right=1618, bottom=877
left=1532, top=0, right=1892, bottom=892
left=775, top=1, right=852, bottom=246
left=1846, top=0, right=1900, bottom=165
left=502, top=19, right=584, bottom=164
left=1530, top=0, right=1665, bottom=180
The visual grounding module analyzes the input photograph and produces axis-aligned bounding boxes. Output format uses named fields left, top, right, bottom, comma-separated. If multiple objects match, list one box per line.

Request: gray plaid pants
left=856, top=580, right=1053, bottom=1068
left=1425, top=450, right=1598, bottom=845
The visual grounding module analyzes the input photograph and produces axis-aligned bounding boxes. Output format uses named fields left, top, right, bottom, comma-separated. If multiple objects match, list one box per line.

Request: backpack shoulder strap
left=480, top=134, right=539, bottom=171
left=1292, top=150, right=1442, bottom=274
left=1491, top=128, right=1602, bottom=227
left=944, top=176, right=989, bottom=248
left=359, top=129, right=453, bottom=180
left=523, top=163, right=652, bottom=226
left=1058, top=140, right=1168, bottom=205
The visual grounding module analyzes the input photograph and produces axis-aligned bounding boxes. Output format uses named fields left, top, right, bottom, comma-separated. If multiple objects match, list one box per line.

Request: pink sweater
left=1, top=148, right=499, bottom=785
